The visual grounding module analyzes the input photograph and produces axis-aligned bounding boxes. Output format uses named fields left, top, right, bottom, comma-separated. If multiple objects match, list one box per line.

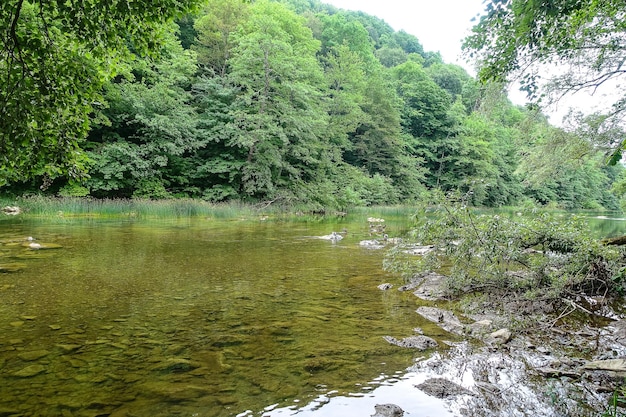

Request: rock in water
left=415, top=378, right=474, bottom=398
left=371, top=403, right=404, bottom=417
left=383, top=335, right=438, bottom=350
left=12, top=365, right=46, bottom=377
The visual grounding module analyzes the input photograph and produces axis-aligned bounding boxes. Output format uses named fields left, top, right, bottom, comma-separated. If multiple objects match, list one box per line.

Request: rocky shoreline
left=375, top=272, right=626, bottom=417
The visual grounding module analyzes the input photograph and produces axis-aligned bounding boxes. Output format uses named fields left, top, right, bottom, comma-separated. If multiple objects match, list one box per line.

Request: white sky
left=323, top=0, right=485, bottom=72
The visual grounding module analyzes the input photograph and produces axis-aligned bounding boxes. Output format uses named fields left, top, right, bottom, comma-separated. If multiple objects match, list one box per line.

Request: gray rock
left=383, top=335, right=438, bottom=350
left=378, top=283, right=393, bottom=290
left=415, top=377, right=474, bottom=398
left=466, top=319, right=493, bottom=337
left=416, top=306, right=464, bottom=335
left=536, top=367, right=581, bottom=379
left=402, top=245, right=435, bottom=255
left=583, top=359, right=626, bottom=373
left=486, top=328, right=512, bottom=345
left=372, top=403, right=404, bottom=417
left=2, top=206, right=21, bottom=215
left=360, top=240, right=385, bottom=249
left=412, top=272, right=447, bottom=300
left=398, top=282, right=419, bottom=291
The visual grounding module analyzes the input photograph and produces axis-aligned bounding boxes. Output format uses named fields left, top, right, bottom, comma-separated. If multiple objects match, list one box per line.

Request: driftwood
left=602, top=235, right=626, bottom=246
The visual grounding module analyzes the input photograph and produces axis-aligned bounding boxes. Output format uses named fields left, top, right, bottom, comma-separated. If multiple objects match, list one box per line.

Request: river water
left=0, top=213, right=460, bottom=417
left=1, top=211, right=624, bottom=417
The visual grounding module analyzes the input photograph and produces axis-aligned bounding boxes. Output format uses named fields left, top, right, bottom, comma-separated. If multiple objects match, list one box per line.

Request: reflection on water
left=257, top=370, right=454, bottom=417
left=585, top=212, right=626, bottom=238
left=0, top=216, right=441, bottom=417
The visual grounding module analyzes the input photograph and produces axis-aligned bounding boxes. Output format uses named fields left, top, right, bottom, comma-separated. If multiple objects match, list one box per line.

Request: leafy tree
left=343, top=69, right=426, bottom=200
left=226, top=0, right=328, bottom=198
left=193, top=0, right=250, bottom=76
left=189, top=75, right=247, bottom=201
left=0, top=0, right=204, bottom=186
left=464, top=0, right=626, bottom=158
left=388, top=30, right=424, bottom=56
left=85, top=30, right=201, bottom=198
left=393, top=61, right=452, bottom=139
left=345, top=11, right=394, bottom=49
left=426, top=63, right=475, bottom=103
left=318, top=12, right=376, bottom=68
left=323, top=44, right=367, bottom=152
left=375, top=46, right=408, bottom=68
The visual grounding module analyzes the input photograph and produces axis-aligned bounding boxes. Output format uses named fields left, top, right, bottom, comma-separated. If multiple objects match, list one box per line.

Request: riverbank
left=374, top=270, right=626, bottom=417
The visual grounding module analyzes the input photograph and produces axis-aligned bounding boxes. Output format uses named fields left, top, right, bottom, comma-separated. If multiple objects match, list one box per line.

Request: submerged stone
left=137, top=381, right=210, bottom=401
left=416, top=306, right=464, bottom=335
left=12, top=364, right=46, bottom=377
left=17, top=350, right=50, bottom=361
left=0, top=263, right=26, bottom=272
left=149, top=358, right=200, bottom=373
left=55, top=344, right=83, bottom=353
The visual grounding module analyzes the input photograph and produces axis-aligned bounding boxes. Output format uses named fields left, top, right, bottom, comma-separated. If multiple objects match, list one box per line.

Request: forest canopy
left=1, top=0, right=624, bottom=211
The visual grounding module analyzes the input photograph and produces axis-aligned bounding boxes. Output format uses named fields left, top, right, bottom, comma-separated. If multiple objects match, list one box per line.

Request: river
left=0, top=212, right=460, bottom=417
left=0, top=210, right=624, bottom=417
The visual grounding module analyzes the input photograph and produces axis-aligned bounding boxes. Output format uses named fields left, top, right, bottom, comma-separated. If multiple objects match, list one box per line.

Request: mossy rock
left=0, top=263, right=26, bottom=272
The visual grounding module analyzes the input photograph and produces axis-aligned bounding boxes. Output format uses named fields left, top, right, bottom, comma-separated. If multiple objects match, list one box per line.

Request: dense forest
left=2, top=0, right=625, bottom=211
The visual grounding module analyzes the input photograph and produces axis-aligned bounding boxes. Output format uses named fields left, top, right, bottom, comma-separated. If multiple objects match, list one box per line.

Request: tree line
left=2, top=0, right=625, bottom=211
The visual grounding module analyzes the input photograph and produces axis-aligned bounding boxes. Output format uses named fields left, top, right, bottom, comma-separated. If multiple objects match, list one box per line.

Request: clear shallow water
left=0, top=215, right=449, bottom=417
left=2, top=210, right=624, bottom=417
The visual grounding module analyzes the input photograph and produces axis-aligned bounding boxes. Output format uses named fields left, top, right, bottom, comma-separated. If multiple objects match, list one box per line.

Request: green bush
left=385, top=192, right=625, bottom=300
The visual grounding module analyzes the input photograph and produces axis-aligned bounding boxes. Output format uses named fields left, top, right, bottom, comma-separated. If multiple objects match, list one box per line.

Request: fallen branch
left=602, top=235, right=626, bottom=246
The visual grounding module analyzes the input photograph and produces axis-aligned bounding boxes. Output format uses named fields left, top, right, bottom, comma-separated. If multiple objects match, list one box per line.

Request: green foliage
left=465, top=0, right=626, bottom=143
left=193, top=0, right=250, bottom=76
left=58, top=183, right=90, bottom=198
left=0, top=0, right=204, bottom=185
left=393, top=61, right=453, bottom=139
left=387, top=193, right=625, bottom=300
left=2, top=0, right=624, bottom=212
left=85, top=30, right=201, bottom=199
left=226, top=0, right=328, bottom=198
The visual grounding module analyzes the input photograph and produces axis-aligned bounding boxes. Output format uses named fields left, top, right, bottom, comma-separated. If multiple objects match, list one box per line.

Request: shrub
left=385, top=192, right=625, bottom=300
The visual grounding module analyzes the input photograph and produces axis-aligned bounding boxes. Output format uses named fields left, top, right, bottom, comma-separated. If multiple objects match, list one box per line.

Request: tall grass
left=0, top=196, right=424, bottom=224
left=6, top=196, right=261, bottom=220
